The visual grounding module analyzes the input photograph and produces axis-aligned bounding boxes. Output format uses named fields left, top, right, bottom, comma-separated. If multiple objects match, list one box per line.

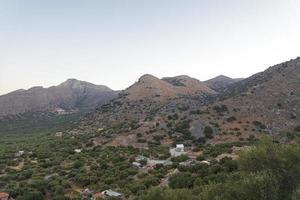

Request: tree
left=204, top=126, right=213, bottom=139
left=169, top=172, right=195, bottom=189
left=238, top=138, right=300, bottom=199
left=291, top=186, right=300, bottom=200
left=200, top=171, right=279, bottom=200
left=139, top=187, right=193, bottom=200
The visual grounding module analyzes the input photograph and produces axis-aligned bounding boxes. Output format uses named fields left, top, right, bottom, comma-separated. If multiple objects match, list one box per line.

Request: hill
left=0, top=79, right=118, bottom=118
left=204, top=75, right=243, bottom=92
left=123, top=74, right=215, bottom=101
left=71, top=58, right=300, bottom=148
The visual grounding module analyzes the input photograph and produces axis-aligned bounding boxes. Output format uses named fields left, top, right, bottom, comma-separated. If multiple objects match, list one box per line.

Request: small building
left=15, top=151, right=24, bottom=157
left=170, top=144, right=186, bottom=157
left=74, top=149, right=82, bottom=153
left=132, top=162, right=142, bottom=168
left=0, top=192, right=9, bottom=200
left=101, top=190, right=123, bottom=198
left=135, top=155, right=147, bottom=162
left=55, top=108, right=67, bottom=115
left=175, top=144, right=184, bottom=152
left=97, top=128, right=104, bottom=132
left=200, top=160, right=211, bottom=165
left=55, top=132, right=63, bottom=137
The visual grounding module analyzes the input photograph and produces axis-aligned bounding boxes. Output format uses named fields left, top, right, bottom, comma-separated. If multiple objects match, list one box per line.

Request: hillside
left=123, top=74, right=215, bottom=101
left=192, top=57, right=300, bottom=143
left=0, top=58, right=300, bottom=200
left=0, top=79, right=118, bottom=118
left=71, top=58, right=300, bottom=148
left=204, top=75, right=243, bottom=92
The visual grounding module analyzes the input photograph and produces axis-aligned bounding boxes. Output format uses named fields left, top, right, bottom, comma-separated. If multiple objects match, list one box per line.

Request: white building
left=55, top=132, right=63, bottom=137
left=101, top=190, right=122, bottom=198
left=15, top=151, right=25, bottom=157
left=175, top=144, right=184, bottom=152
left=170, top=144, right=186, bottom=157
left=74, top=149, right=82, bottom=153
left=200, top=160, right=211, bottom=165
left=132, top=162, right=142, bottom=168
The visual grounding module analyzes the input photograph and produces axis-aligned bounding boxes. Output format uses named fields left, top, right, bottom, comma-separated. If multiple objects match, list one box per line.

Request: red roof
left=0, top=192, right=9, bottom=198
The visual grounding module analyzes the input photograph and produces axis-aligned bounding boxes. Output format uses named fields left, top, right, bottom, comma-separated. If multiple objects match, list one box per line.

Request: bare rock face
left=0, top=79, right=118, bottom=117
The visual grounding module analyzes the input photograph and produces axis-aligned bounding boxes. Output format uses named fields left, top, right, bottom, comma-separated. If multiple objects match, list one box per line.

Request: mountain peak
left=214, top=75, right=232, bottom=80
left=138, top=74, right=160, bottom=82
left=59, top=79, right=112, bottom=91
left=205, top=75, right=243, bottom=92
left=0, top=79, right=117, bottom=117
left=60, top=78, right=84, bottom=86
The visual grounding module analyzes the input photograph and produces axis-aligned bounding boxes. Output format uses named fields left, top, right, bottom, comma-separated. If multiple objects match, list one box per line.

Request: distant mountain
left=0, top=79, right=118, bottom=118
left=205, top=75, right=243, bottom=92
left=122, top=74, right=215, bottom=101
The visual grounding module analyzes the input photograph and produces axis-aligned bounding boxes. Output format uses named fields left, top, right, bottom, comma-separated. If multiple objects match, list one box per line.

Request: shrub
left=169, top=172, right=195, bottom=189
left=294, top=125, right=300, bottom=132
left=253, top=121, right=266, bottom=129
left=204, top=126, right=213, bottom=139
left=226, top=116, right=237, bottom=122
left=140, top=187, right=193, bottom=200
left=213, top=105, right=228, bottom=114
left=200, top=171, right=279, bottom=200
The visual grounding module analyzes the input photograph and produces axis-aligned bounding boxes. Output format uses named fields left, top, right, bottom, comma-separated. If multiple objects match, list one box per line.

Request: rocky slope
left=0, top=79, right=118, bottom=118
left=123, top=74, right=215, bottom=101
left=70, top=58, right=300, bottom=148
left=204, top=75, right=243, bottom=92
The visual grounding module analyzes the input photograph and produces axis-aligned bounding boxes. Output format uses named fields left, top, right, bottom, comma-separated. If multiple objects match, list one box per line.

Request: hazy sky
left=1, top=0, right=300, bottom=95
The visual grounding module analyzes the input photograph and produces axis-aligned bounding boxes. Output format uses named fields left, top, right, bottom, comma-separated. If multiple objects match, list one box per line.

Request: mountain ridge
left=68, top=57, right=300, bottom=148
left=0, top=79, right=118, bottom=118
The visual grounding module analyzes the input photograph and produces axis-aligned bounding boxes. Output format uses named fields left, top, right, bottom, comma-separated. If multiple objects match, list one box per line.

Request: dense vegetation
left=140, top=138, right=300, bottom=200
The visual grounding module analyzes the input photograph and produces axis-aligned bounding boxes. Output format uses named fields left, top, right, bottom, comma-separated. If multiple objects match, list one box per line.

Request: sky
left=0, top=0, right=300, bottom=95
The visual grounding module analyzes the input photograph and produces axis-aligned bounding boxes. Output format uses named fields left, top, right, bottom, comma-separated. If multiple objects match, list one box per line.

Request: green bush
left=139, top=187, right=193, bottom=200
left=169, top=172, right=195, bottom=189
left=204, top=126, right=213, bottom=139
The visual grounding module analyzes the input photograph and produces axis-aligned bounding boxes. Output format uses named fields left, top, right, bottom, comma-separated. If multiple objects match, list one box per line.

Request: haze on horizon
left=1, top=0, right=300, bottom=95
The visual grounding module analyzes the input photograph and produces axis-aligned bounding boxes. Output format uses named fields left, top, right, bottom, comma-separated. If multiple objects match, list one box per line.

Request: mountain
left=70, top=57, right=300, bottom=148
left=122, top=74, right=216, bottom=101
left=205, top=75, right=243, bottom=92
left=0, top=79, right=118, bottom=118
left=193, top=57, right=300, bottom=143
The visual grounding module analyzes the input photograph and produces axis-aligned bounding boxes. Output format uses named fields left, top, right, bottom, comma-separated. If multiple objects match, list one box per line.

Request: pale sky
left=0, top=0, right=300, bottom=95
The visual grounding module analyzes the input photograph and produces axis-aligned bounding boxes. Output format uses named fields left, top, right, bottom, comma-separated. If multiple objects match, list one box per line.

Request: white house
left=135, top=155, right=147, bottom=162
left=200, top=160, right=211, bottom=165
left=132, top=162, right=142, bottom=168
left=55, top=132, right=63, bottom=137
left=74, top=149, right=82, bottom=153
left=101, top=190, right=122, bottom=198
left=15, top=151, right=25, bottom=157
left=170, top=144, right=186, bottom=157
left=175, top=144, right=184, bottom=152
